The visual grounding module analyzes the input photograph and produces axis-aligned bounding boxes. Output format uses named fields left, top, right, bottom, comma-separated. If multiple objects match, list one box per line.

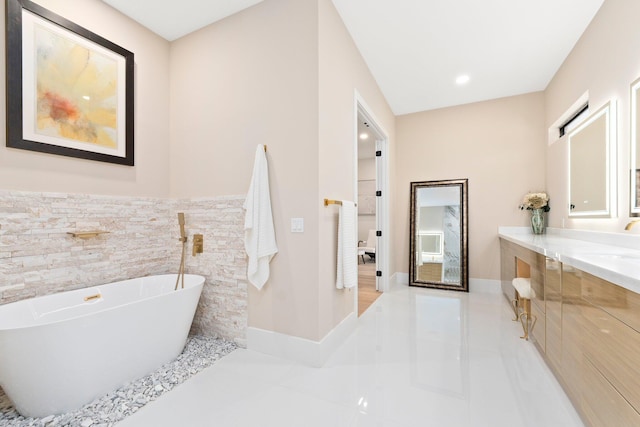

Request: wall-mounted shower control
left=192, top=234, right=204, bottom=256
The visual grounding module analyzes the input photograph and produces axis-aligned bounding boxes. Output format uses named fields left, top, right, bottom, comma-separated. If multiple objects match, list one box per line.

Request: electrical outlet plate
left=291, top=218, right=304, bottom=233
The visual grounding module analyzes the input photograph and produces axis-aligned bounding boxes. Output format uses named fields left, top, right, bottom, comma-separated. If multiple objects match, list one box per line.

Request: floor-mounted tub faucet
left=175, top=212, right=187, bottom=290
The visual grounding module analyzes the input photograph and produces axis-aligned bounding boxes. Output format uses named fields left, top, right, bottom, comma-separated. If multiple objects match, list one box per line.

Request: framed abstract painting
left=6, top=0, right=134, bottom=165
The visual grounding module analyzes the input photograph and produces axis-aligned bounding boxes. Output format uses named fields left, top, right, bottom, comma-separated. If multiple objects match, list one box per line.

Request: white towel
left=336, top=200, right=357, bottom=289
left=244, top=144, right=278, bottom=290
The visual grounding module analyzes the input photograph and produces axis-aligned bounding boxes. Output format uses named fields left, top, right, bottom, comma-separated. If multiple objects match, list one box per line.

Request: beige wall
left=358, top=158, right=376, bottom=180
left=318, top=0, right=395, bottom=336
left=170, top=0, right=321, bottom=340
left=0, top=0, right=171, bottom=197
left=395, top=92, right=546, bottom=282
left=169, top=0, right=394, bottom=341
left=545, top=0, right=640, bottom=233
left=0, top=0, right=394, bottom=345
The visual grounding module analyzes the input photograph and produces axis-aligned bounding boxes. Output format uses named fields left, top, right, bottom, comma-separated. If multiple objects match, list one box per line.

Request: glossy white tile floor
left=117, top=285, right=584, bottom=427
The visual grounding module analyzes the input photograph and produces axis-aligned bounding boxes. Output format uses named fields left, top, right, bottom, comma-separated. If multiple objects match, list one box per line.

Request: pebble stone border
left=0, top=336, right=237, bottom=427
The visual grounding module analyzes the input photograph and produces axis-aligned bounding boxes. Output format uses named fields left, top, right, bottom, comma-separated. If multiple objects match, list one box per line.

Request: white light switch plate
left=291, top=218, right=304, bottom=233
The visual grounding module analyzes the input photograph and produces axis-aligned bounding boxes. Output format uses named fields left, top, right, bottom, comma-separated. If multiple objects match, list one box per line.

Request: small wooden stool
left=511, top=278, right=536, bottom=340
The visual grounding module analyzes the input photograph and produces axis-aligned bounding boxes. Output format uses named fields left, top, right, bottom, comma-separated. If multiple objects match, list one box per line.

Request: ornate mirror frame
left=409, top=179, right=469, bottom=292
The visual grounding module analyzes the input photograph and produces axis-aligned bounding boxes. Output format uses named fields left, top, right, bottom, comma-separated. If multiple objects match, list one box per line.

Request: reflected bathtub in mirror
left=568, top=100, right=616, bottom=218
left=409, top=179, right=468, bottom=292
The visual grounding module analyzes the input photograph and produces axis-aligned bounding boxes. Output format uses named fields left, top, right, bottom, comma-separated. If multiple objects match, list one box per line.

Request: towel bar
left=324, top=199, right=357, bottom=207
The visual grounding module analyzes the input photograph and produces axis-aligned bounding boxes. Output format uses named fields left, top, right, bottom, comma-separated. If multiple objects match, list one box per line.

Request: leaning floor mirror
left=409, top=179, right=468, bottom=292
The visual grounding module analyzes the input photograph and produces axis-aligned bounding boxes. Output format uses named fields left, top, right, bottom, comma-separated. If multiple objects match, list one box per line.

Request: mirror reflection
left=568, top=101, right=615, bottom=217
left=409, top=179, right=468, bottom=291
left=631, top=78, right=640, bottom=213
left=411, top=293, right=468, bottom=398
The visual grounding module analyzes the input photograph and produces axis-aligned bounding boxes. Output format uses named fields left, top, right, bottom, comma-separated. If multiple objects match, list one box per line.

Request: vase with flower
left=519, top=192, right=550, bottom=234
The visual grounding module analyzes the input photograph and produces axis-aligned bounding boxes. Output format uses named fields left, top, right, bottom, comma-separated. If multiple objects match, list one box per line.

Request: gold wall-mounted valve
left=192, top=234, right=204, bottom=256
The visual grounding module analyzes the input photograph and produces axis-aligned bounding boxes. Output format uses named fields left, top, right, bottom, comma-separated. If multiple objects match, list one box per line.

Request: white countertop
left=498, top=227, right=640, bottom=295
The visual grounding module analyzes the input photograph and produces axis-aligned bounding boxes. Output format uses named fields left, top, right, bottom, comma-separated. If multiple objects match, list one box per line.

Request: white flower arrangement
left=519, top=192, right=550, bottom=211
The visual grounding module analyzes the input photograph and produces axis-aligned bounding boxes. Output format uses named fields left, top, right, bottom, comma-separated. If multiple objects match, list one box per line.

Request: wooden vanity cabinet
left=562, top=268, right=640, bottom=426
left=580, top=272, right=640, bottom=418
left=500, top=238, right=640, bottom=427
left=581, top=355, right=640, bottom=427
left=417, top=263, right=443, bottom=282
left=529, top=296, right=545, bottom=350
left=560, top=267, right=586, bottom=402
left=500, top=239, right=518, bottom=300
left=544, top=258, right=562, bottom=375
left=499, top=239, right=545, bottom=350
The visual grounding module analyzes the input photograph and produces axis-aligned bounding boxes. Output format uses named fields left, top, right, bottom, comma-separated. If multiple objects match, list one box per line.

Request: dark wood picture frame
left=6, top=0, right=134, bottom=165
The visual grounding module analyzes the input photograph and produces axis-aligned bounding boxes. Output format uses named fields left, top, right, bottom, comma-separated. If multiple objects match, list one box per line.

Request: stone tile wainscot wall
left=172, top=197, right=248, bottom=347
left=0, top=190, right=247, bottom=346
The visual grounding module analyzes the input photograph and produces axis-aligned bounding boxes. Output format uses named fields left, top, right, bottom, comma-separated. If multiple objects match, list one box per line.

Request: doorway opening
left=355, top=99, right=388, bottom=316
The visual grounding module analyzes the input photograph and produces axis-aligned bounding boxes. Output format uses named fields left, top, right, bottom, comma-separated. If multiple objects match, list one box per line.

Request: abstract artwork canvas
left=6, top=0, right=134, bottom=165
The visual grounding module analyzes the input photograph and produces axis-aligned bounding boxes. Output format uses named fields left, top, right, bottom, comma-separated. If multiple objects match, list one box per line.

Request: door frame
left=354, top=92, right=390, bottom=299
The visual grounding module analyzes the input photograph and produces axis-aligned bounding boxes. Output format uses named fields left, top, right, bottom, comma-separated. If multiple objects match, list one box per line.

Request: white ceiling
left=101, top=0, right=605, bottom=115
left=100, top=0, right=264, bottom=42
left=332, top=0, right=605, bottom=115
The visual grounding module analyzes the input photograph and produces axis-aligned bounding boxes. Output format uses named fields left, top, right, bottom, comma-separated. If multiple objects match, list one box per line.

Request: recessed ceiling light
left=359, top=133, right=369, bottom=140
left=456, top=75, right=470, bottom=85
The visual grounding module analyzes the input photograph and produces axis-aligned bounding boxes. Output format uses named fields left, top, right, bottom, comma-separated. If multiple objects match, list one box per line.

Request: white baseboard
left=246, top=312, right=357, bottom=367
left=390, top=273, right=501, bottom=294
left=469, top=278, right=502, bottom=294
left=392, top=272, right=409, bottom=286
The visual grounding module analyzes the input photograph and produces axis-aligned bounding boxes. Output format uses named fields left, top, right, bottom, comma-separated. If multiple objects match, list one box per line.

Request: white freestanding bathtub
left=0, top=274, right=204, bottom=418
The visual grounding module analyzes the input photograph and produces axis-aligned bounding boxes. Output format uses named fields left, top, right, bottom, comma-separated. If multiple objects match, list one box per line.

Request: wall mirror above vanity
left=409, top=179, right=468, bottom=292
left=631, top=78, right=640, bottom=214
left=567, top=100, right=616, bottom=218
